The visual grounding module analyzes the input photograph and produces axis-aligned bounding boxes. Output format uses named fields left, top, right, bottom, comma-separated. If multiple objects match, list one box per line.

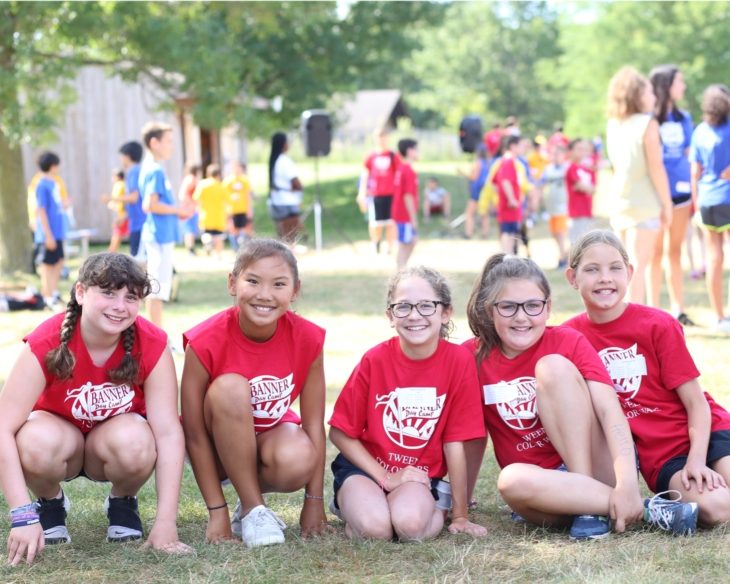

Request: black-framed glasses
left=492, top=299, right=547, bottom=318
left=388, top=300, right=445, bottom=318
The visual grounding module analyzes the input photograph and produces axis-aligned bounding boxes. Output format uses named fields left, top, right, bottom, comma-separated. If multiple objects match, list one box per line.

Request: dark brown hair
left=45, top=253, right=152, bottom=384
left=231, top=238, right=299, bottom=284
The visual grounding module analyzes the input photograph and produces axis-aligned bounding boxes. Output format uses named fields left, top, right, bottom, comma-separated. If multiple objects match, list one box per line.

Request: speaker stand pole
left=314, top=155, right=323, bottom=252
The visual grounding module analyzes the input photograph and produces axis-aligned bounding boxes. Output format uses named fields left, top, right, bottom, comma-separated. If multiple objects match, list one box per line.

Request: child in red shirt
left=392, top=138, right=419, bottom=269
left=0, top=253, right=191, bottom=565
left=464, top=253, right=643, bottom=540
left=182, top=239, right=328, bottom=548
left=493, top=136, right=523, bottom=253
left=329, top=266, right=487, bottom=541
left=564, top=229, right=730, bottom=530
left=566, top=138, right=596, bottom=245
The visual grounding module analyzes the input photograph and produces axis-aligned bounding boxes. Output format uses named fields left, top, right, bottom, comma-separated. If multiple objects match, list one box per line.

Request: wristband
left=304, top=493, right=324, bottom=500
left=9, top=503, right=38, bottom=516
left=11, top=515, right=40, bottom=529
left=206, top=502, right=228, bottom=511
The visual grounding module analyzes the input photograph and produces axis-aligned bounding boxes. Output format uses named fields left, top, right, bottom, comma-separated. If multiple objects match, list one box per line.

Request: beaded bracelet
left=304, top=493, right=324, bottom=501
left=206, top=502, right=228, bottom=511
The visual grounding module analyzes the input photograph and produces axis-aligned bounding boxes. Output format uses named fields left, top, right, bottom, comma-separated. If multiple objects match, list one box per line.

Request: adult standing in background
left=268, top=132, right=304, bottom=245
left=690, top=85, right=730, bottom=333
left=356, top=128, right=400, bottom=254
left=606, top=66, right=672, bottom=305
left=649, top=65, right=696, bottom=326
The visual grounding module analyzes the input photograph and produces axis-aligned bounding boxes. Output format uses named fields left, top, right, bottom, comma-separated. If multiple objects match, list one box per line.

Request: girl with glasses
left=464, top=253, right=644, bottom=541
left=328, top=266, right=487, bottom=541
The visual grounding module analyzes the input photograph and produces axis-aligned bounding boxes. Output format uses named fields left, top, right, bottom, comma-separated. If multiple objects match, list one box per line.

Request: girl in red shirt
left=0, top=253, right=191, bottom=566
left=464, top=253, right=644, bottom=540
left=181, top=239, right=328, bottom=548
left=329, top=266, right=487, bottom=541
left=564, top=229, right=730, bottom=529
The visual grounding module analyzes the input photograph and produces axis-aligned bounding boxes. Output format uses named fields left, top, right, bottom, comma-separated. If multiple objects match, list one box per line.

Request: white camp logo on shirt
left=249, top=373, right=295, bottom=428
left=659, top=122, right=684, bottom=148
left=65, top=382, right=134, bottom=428
left=598, top=344, right=647, bottom=399
left=373, top=154, right=392, bottom=171
left=375, top=387, right=445, bottom=450
left=576, top=168, right=594, bottom=187
left=483, top=377, right=538, bottom=430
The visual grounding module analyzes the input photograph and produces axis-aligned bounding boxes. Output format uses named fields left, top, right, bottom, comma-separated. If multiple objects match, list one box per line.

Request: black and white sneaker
left=105, top=496, right=143, bottom=542
left=38, top=491, right=71, bottom=544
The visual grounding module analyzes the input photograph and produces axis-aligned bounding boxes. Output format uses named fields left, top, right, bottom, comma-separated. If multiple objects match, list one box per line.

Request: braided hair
left=45, top=253, right=152, bottom=384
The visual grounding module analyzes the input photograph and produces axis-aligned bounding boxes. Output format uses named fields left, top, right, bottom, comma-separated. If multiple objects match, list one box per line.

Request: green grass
left=2, top=167, right=730, bottom=582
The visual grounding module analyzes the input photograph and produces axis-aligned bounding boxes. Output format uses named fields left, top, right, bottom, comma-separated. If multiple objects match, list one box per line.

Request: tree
left=405, top=1, right=563, bottom=134
left=557, top=1, right=730, bottom=137
left=0, top=1, right=443, bottom=276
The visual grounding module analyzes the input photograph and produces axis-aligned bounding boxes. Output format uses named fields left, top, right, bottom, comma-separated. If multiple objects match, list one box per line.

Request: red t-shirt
left=563, top=304, right=730, bottom=491
left=566, top=162, right=595, bottom=218
left=24, top=313, right=167, bottom=433
left=463, top=327, right=612, bottom=471
left=391, top=162, right=418, bottom=224
left=329, top=338, right=485, bottom=479
left=364, top=150, right=400, bottom=197
left=484, top=129, right=503, bottom=157
left=493, top=156, right=522, bottom=223
left=183, top=308, right=325, bottom=433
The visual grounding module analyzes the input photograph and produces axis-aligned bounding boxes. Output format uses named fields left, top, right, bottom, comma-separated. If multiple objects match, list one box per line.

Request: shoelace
left=254, top=507, right=286, bottom=529
left=646, top=490, right=683, bottom=531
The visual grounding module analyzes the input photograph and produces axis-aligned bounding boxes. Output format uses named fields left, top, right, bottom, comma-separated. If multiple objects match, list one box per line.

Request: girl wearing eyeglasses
left=328, top=266, right=487, bottom=541
left=463, top=253, right=644, bottom=541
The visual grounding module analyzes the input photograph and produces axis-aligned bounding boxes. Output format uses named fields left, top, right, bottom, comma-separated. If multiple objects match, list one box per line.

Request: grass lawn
left=1, top=166, right=730, bottom=582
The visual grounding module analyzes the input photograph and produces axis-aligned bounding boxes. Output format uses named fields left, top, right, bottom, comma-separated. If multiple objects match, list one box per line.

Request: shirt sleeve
left=441, top=355, right=486, bottom=443
left=570, top=332, right=613, bottom=386
left=653, top=317, right=700, bottom=391
left=328, top=357, right=370, bottom=439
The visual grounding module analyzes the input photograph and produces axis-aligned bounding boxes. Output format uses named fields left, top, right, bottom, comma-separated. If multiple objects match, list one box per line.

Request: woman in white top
left=606, top=66, right=672, bottom=305
left=268, top=132, right=304, bottom=244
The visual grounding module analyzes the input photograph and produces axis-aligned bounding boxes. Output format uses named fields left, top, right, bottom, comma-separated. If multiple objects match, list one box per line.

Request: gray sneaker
left=328, top=498, right=343, bottom=521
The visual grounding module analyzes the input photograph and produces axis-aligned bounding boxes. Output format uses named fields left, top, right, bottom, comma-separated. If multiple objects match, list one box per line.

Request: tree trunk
left=0, top=127, right=32, bottom=276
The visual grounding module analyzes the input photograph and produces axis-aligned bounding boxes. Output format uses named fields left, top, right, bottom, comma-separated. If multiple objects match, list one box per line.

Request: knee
left=391, top=512, right=432, bottom=542
left=352, top=513, right=394, bottom=540
left=263, top=434, right=316, bottom=489
left=17, top=430, right=64, bottom=476
left=206, top=374, right=251, bottom=413
left=535, top=354, right=576, bottom=388
left=107, top=431, right=156, bottom=477
left=498, top=464, right=539, bottom=505
left=699, top=496, right=730, bottom=527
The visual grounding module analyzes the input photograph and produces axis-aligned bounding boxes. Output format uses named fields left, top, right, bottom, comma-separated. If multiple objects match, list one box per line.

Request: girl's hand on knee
left=387, top=466, right=430, bottom=490
left=681, top=463, right=727, bottom=493
left=6, top=524, right=45, bottom=566
left=299, top=502, right=334, bottom=538
left=447, top=516, right=488, bottom=537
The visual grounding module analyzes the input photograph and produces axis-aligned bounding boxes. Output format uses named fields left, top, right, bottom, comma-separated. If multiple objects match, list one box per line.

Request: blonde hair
left=607, top=66, right=649, bottom=119
left=568, top=229, right=630, bottom=270
left=466, top=254, right=551, bottom=364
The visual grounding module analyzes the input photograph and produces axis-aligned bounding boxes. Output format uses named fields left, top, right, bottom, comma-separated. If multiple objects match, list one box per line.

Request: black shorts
left=655, top=430, right=730, bottom=493
left=34, top=241, right=64, bottom=266
left=699, top=204, right=730, bottom=232
left=330, top=452, right=440, bottom=510
left=232, top=213, right=248, bottom=229
left=203, top=229, right=224, bottom=236
left=369, top=195, right=393, bottom=223
left=672, top=194, right=691, bottom=207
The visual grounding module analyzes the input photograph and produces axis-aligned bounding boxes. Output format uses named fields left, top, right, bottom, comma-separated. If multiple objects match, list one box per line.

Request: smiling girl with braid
left=0, top=253, right=191, bottom=566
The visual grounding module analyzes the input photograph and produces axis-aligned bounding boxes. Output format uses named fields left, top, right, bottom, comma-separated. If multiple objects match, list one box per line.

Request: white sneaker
left=231, top=500, right=242, bottom=538
left=239, top=504, right=286, bottom=548
left=716, top=318, right=730, bottom=334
